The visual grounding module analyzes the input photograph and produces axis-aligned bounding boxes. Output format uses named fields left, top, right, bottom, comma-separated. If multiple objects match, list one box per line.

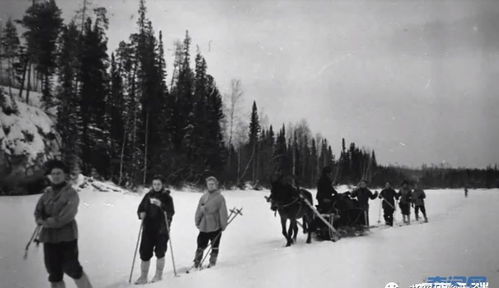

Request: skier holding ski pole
left=34, top=160, right=93, bottom=288
left=199, top=207, right=243, bottom=268
left=193, top=176, right=229, bottom=269
left=134, top=175, right=175, bottom=284
left=378, top=182, right=399, bottom=226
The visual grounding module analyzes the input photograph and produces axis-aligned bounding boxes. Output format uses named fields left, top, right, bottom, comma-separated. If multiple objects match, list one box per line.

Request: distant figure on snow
left=412, top=182, right=428, bottom=223
left=193, top=176, right=229, bottom=268
left=34, top=160, right=93, bottom=288
left=135, top=176, right=175, bottom=284
left=351, top=179, right=378, bottom=227
left=398, top=181, right=412, bottom=224
left=464, top=186, right=469, bottom=198
left=378, top=182, right=399, bottom=226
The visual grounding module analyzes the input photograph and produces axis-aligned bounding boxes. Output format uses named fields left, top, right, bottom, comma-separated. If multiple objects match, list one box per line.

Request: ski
left=184, top=207, right=243, bottom=275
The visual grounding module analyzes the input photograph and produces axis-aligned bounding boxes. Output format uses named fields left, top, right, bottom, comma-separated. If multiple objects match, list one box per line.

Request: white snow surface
left=0, top=87, right=57, bottom=165
left=1, top=182, right=498, bottom=288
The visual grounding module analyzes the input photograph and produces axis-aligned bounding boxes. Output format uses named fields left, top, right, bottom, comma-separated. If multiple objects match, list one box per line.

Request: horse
left=268, top=180, right=314, bottom=247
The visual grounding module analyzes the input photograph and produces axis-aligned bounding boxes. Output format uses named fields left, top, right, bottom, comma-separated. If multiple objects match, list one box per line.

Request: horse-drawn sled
left=267, top=179, right=371, bottom=246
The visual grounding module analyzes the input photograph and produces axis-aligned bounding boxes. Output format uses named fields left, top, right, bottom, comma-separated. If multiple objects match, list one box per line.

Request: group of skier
left=33, top=160, right=228, bottom=287
left=316, top=166, right=428, bottom=228
left=32, top=159, right=431, bottom=287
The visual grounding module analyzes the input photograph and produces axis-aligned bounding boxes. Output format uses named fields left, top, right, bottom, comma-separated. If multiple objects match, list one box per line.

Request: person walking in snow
left=135, top=176, right=175, bottom=284
left=351, top=179, right=378, bottom=227
left=193, top=176, right=229, bottom=268
left=412, top=182, right=428, bottom=222
left=378, top=182, right=399, bottom=226
left=34, top=160, right=93, bottom=288
left=316, top=166, right=338, bottom=213
left=398, top=180, right=412, bottom=224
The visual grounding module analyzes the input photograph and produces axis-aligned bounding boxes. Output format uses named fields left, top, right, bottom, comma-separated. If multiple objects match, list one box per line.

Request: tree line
left=0, top=0, right=497, bottom=192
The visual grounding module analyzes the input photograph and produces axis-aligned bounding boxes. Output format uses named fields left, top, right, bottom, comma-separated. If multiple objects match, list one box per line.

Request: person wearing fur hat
left=34, top=160, right=93, bottom=288
left=135, top=176, right=175, bottom=284
left=193, top=176, right=228, bottom=268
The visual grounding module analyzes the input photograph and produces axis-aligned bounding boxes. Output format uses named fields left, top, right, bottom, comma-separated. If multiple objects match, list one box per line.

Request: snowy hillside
left=0, top=87, right=58, bottom=188
left=1, top=181, right=498, bottom=288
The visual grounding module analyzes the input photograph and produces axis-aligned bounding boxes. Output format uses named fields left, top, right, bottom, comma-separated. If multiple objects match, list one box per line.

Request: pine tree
left=78, top=15, right=110, bottom=176
left=1, top=18, right=20, bottom=98
left=56, top=22, right=82, bottom=169
left=108, top=53, right=125, bottom=181
left=20, top=0, right=63, bottom=106
left=248, top=101, right=260, bottom=183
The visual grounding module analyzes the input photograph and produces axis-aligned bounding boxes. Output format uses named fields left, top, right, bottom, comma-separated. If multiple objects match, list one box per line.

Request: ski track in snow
left=1, top=186, right=498, bottom=288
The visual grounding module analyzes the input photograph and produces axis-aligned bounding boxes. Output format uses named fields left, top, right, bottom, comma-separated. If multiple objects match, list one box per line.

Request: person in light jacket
left=34, top=160, right=93, bottom=288
left=193, top=176, right=228, bottom=268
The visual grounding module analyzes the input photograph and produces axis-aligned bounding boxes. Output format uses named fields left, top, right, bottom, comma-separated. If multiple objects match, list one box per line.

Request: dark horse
left=268, top=180, right=314, bottom=247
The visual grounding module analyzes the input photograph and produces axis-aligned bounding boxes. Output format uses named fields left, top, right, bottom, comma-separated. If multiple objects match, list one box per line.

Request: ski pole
left=23, top=225, right=41, bottom=260
left=185, top=209, right=237, bottom=274
left=164, top=214, right=178, bottom=277
left=128, top=221, right=143, bottom=284
left=199, top=207, right=243, bottom=268
left=377, top=199, right=382, bottom=224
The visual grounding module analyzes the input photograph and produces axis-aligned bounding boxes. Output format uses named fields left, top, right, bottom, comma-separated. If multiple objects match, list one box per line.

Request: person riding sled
left=193, top=176, right=229, bottom=268
left=135, top=176, right=175, bottom=284
left=351, top=179, right=378, bottom=227
left=316, top=166, right=338, bottom=213
left=379, top=182, right=399, bottom=226
left=34, top=160, right=93, bottom=288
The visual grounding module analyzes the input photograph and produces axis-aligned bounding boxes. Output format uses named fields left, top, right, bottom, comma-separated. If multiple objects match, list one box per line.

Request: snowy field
left=1, top=182, right=498, bottom=288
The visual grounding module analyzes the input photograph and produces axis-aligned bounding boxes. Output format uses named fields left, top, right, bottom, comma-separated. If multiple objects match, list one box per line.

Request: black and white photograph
left=0, top=0, right=498, bottom=287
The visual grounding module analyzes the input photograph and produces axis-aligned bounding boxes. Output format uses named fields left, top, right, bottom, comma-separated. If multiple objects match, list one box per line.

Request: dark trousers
left=140, top=231, right=168, bottom=261
left=43, top=240, right=83, bottom=283
left=197, top=230, right=222, bottom=250
left=414, top=205, right=427, bottom=219
left=383, top=207, right=395, bottom=226
left=399, top=203, right=411, bottom=215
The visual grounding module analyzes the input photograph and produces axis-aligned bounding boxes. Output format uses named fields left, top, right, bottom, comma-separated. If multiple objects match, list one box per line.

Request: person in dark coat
left=34, top=160, right=93, bottom=288
left=351, top=180, right=378, bottom=227
left=378, top=182, right=399, bottom=226
left=398, top=181, right=412, bottom=224
left=412, top=182, right=428, bottom=222
left=135, top=176, right=175, bottom=284
left=316, top=166, right=338, bottom=212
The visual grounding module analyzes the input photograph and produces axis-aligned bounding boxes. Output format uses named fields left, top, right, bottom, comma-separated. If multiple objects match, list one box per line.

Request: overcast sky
left=1, top=0, right=498, bottom=168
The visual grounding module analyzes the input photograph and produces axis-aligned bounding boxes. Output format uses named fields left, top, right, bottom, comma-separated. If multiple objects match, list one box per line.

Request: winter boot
left=208, top=248, right=219, bottom=268
left=50, top=281, right=66, bottom=288
left=151, top=257, right=165, bottom=283
left=134, top=260, right=150, bottom=285
left=193, top=248, right=204, bottom=268
left=74, top=273, right=93, bottom=288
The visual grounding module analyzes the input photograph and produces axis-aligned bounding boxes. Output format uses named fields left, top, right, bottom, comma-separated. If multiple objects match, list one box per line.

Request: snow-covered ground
left=1, top=182, right=498, bottom=288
